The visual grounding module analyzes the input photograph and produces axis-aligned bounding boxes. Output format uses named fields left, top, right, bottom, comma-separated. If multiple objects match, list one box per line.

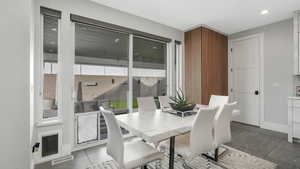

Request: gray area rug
left=87, top=145, right=277, bottom=169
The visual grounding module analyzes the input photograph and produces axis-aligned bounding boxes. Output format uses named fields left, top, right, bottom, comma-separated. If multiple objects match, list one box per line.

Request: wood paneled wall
left=185, top=27, right=228, bottom=105
left=185, top=28, right=202, bottom=104
left=201, top=28, right=228, bottom=104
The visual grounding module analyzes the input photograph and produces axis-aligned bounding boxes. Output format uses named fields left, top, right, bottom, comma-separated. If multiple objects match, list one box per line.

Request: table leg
left=169, top=136, right=175, bottom=169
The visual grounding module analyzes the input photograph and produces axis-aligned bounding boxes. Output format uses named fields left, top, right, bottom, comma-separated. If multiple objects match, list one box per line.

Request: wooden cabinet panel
left=185, top=28, right=202, bottom=104
left=185, top=27, right=228, bottom=105
left=190, top=28, right=202, bottom=104
left=201, top=28, right=228, bottom=104
left=185, top=31, right=192, bottom=101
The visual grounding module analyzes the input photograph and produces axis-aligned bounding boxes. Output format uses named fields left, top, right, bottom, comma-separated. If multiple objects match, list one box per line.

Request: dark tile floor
left=35, top=122, right=300, bottom=169
left=226, top=122, right=300, bottom=169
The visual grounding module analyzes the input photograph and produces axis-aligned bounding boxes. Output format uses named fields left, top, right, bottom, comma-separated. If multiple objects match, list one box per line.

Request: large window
left=40, top=13, right=173, bottom=146
left=73, top=26, right=169, bottom=144
left=74, top=23, right=130, bottom=143
left=42, top=15, right=60, bottom=120
left=133, top=37, right=167, bottom=111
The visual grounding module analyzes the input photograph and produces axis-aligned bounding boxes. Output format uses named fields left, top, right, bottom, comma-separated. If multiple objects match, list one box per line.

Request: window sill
left=35, top=119, right=63, bottom=127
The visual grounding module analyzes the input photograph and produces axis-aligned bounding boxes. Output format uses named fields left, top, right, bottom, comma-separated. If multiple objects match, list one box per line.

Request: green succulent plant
left=169, top=89, right=190, bottom=107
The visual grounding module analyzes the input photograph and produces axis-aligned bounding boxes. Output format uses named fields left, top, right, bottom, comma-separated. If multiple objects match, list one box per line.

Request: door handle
left=254, top=90, right=259, bottom=95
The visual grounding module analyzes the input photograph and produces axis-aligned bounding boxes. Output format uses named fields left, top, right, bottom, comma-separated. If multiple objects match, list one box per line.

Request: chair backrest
left=214, top=102, right=237, bottom=146
left=190, top=107, right=219, bottom=155
left=100, top=107, right=124, bottom=168
left=137, top=97, right=156, bottom=113
left=208, top=95, right=229, bottom=108
left=158, top=96, right=172, bottom=110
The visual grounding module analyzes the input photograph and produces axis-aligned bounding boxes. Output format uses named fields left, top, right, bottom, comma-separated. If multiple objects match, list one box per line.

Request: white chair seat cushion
left=123, top=140, right=164, bottom=169
left=159, top=133, right=192, bottom=158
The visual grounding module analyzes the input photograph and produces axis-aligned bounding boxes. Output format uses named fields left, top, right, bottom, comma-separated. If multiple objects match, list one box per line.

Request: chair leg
left=205, top=159, right=212, bottom=169
left=180, top=155, right=195, bottom=169
left=155, top=160, right=162, bottom=169
left=141, top=165, right=148, bottom=169
left=214, top=148, right=219, bottom=162
left=182, top=160, right=193, bottom=169
left=202, top=148, right=219, bottom=162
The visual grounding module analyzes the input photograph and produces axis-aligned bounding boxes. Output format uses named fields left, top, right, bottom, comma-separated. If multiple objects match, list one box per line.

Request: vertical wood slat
left=184, top=31, right=192, bottom=101
left=185, top=28, right=202, bottom=104
left=185, top=27, right=228, bottom=105
left=201, top=27, right=228, bottom=104
left=191, top=28, right=202, bottom=104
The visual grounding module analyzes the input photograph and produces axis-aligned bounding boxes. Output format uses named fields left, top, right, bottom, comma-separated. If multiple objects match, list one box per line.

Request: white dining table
left=116, top=108, right=240, bottom=169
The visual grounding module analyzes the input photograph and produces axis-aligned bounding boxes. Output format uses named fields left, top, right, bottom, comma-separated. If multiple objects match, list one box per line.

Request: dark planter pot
left=170, top=103, right=196, bottom=112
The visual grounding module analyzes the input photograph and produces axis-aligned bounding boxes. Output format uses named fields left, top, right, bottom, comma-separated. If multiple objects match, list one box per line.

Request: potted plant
left=169, top=89, right=195, bottom=112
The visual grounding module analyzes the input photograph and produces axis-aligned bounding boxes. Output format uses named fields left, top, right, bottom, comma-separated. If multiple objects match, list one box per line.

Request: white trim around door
left=228, top=33, right=265, bottom=127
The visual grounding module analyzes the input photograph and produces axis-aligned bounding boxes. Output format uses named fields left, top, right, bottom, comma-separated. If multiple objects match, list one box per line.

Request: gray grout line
left=263, top=139, right=285, bottom=159
left=84, top=149, right=93, bottom=165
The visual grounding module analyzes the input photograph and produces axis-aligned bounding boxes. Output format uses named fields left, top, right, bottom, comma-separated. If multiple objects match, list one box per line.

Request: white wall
left=229, top=19, right=294, bottom=131
left=0, top=0, right=31, bottom=169
left=33, top=0, right=184, bottom=158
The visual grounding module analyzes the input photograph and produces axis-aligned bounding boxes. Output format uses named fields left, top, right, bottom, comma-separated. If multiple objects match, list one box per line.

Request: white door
left=231, top=35, right=261, bottom=126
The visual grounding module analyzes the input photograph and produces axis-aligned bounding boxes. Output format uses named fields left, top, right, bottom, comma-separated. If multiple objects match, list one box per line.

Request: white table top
left=116, top=110, right=194, bottom=145
left=116, top=107, right=241, bottom=145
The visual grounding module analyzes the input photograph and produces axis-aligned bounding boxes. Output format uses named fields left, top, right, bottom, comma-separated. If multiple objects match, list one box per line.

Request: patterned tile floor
left=93, top=145, right=276, bottom=169
left=35, top=122, right=300, bottom=169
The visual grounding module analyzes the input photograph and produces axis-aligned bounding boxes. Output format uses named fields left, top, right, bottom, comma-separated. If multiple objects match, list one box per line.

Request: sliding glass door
left=39, top=10, right=177, bottom=150
left=132, top=37, right=167, bottom=111
left=74, top=23, right=129, bottom=143
left=72, top=23, right=169, bottom=145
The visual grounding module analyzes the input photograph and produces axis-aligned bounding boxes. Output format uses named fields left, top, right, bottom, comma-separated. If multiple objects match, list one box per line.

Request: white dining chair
left=208, top=95, right=229, bottom=108
left=158, top=96, right=172, bottom=111
left=171, top=95, right=229, bottom=149
left=215, top=102, right=237, bottom=154
left=203, top=102, right=237, bottom=161
left=101, top=107, right=164, bottom=169
left=137, top=97, right=157, bottom=113
left=159, top=107, right=219, bottom=168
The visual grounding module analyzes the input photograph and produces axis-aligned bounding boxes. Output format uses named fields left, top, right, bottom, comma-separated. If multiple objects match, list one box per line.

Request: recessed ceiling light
left=51, top=28, right=57, bottom=32
left=152, top=46, right=158, bottom=49
left=260, top=9, right=269, bottom=15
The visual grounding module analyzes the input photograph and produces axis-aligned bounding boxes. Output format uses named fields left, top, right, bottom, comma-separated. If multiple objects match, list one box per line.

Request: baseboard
left=260, top=121, right=288, bottom=133
left=51, top=155, right=74, bottom=166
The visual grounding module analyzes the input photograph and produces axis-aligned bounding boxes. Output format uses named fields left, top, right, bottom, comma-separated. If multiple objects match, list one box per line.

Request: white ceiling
left=90, top=0, right=300, bottom=34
